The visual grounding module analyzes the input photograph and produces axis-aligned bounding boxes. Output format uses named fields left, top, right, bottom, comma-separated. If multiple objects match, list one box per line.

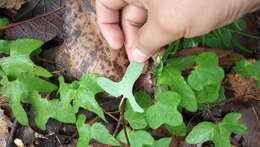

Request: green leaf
left=182, top=38, right=199, bottom=48
left=27, top=92, right=76, bottom=130
left=166, top=123, right=187, bottom=136
left=186, top=122, right=215, bottom=144
left=10, top=39, right=44, bottom=56
left=125, top=91, right=152, bottom=129
left=119, top=128, right=154, bottom=147
left=234, top=59, right=260, bottom=81
left=97, top=62, right=145, bottom=112
left=0, top=74, right=58, bottom=125
left=220, top=113, right=247, bottom=134
left=91, top=123, right=121, bottom=146
left=0, top=39, right=52, bottom=78
left=59, top=75, right=106, bottom=121
left=0, top=18, right=9, bottom=27
left=188, top=52, right=224, bottom=91
left=0, top=40, right=11, bottom=54
left=196, top=85, right=221, bottom=103
left=166, top=55, right=197, bottom=71
left=146, top=91, right=183, bottom=129
left=158, top=67, right=197, bottom=112
left=203, top=28, right=233, bottom=49
left=0, top=77, right=30, bottom=125
left=186, top=113, right=247, bottom=147
left=76, top=115, right=120, bottom=147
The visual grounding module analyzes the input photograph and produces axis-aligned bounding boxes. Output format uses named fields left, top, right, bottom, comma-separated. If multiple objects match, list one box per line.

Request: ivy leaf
left=220, top=113, right=247, bottom=134
left=97, top=62, right=145, bottom=112
left=158, top=67, right=197, bottom=112
left=0, top=76, right=30, bottom=125
left=26, top=92, right=76, bottom=130
left=119, top=128, right=154, bottom=147
left=188, top=52, right=224, bottom=91
left=59, top=75, right=106, bottom=121
left=0, top=39, right=52, bottom=78
left=166, top=123, right=187, bottom=136
left=186, top=113, right=247, bottom=147
left=146, top=138, right=172, bottom=147
left=76, top=115, right=120, bottom=147
left=196, top=85, right=221, bottom=103
left=234, top=59, right=260, bottom=81
left=125, top=91, right=152, bottom=129
left=0, top=74, right=58, bottom=125
left=166, top=55, right=197, bottom=71
left=146, top=91, right=183, bottom=129
left=0, top=40, right=11, bottom=54
left=0, top=17, right=9, bottom=27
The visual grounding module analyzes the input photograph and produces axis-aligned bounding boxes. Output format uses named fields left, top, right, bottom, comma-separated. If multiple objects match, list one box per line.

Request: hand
left=96, top=0, right=260, bottom=62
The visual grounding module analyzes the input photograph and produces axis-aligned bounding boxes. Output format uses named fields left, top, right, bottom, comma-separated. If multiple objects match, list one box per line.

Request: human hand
left=96, top=0, right=260, bottom=62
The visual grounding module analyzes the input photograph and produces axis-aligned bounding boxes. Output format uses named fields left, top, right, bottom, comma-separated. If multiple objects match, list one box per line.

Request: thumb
left=132, top=19, right=181, bottom=62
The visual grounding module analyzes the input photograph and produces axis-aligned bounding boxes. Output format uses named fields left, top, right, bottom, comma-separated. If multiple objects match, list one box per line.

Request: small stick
left=0, top=6, right=65, bottom=31
left=112, top=98, right=130, bottom=145
left=7, top=120, right=19, bottom=147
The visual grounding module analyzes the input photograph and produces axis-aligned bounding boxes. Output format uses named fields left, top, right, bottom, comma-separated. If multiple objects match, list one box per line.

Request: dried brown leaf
left=0, top=0, right=25, bottom=9
left=226, top=73, right=260, bottom=100
left=0, top=109, right=12, bottom=147
left=4, top=0, right=66, bottom=42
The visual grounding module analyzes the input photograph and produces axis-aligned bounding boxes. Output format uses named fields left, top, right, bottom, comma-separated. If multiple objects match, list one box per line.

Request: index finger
left=96, top=0, right=127, bottom=49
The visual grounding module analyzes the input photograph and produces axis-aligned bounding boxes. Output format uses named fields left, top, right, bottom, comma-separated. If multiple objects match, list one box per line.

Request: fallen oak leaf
left=97, top=62, right=145, bottom=113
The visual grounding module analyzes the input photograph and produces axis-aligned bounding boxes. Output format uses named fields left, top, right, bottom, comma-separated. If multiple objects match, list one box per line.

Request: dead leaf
left=55, top=0, right=129, bottom=81
left=4, top=0, right=66, bottom=42
left=0, top=109, right=12, bottom=147
left=226, top=73, right=260, bottom=100
left=0, top=0, right=25, bottom=9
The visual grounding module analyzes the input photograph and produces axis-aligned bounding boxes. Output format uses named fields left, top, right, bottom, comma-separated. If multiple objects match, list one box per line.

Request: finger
left=96, top=0, right=127, bottom=49
left=121, top=4, right=147, bottom=61
left=132, top=18, right=182, bottom=62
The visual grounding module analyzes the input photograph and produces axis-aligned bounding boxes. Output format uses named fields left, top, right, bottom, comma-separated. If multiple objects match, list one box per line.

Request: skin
left=96, top=0, right=260, bottom=62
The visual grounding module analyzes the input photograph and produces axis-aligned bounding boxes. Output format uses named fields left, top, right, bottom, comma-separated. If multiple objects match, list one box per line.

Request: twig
left=7, top=120, right=19, bottom=147
left=204, top=104, right=219, bottom=123
left=36, top=57, right=55, bottom=64
left=112, top=98, right=125, bottom=137
left=104, top=111, right=119, bottom=122
left=251, top=104, right=260, bottom=126
left=0, top=6, right=65, bottom=31
left=112, top=98, right=130, bottom=146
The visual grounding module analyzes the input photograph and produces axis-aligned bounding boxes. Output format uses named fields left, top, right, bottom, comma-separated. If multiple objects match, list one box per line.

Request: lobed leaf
left=188, top=52, right=224, bottom=91
left=158, top=67, right=197, bottom=112
left=59, top=75, right=106, bottom=121
left=146, top=91, right=183, bottom=129
left=76, top=115, right=120, bottom=147
left=98, top=62, right=145, bottom=112
left=124, top=91, right=152, bottom=129
left=186, top=113, right=247, bottom=147
left=119, top=128, right=154, bottom=147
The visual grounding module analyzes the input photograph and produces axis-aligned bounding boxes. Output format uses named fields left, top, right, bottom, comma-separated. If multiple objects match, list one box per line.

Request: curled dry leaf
left=56, top=0, right=129, bottom=81
left=0, top=0, right=25, bottom=9
left=0, top=109, right=12, bottom=147
left=226, top=73, right=260, bottom=100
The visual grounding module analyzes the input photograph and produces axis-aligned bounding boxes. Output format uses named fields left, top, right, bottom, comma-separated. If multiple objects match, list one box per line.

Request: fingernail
left=132, top=48, right=147, bottom=62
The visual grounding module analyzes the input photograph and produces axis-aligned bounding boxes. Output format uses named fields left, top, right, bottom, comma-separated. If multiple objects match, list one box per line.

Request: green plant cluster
left=0, top=17, right=253, bottom=146
left=0, top=39, right=120, bottom=147
left=97, top=52, right=248, bottom=147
